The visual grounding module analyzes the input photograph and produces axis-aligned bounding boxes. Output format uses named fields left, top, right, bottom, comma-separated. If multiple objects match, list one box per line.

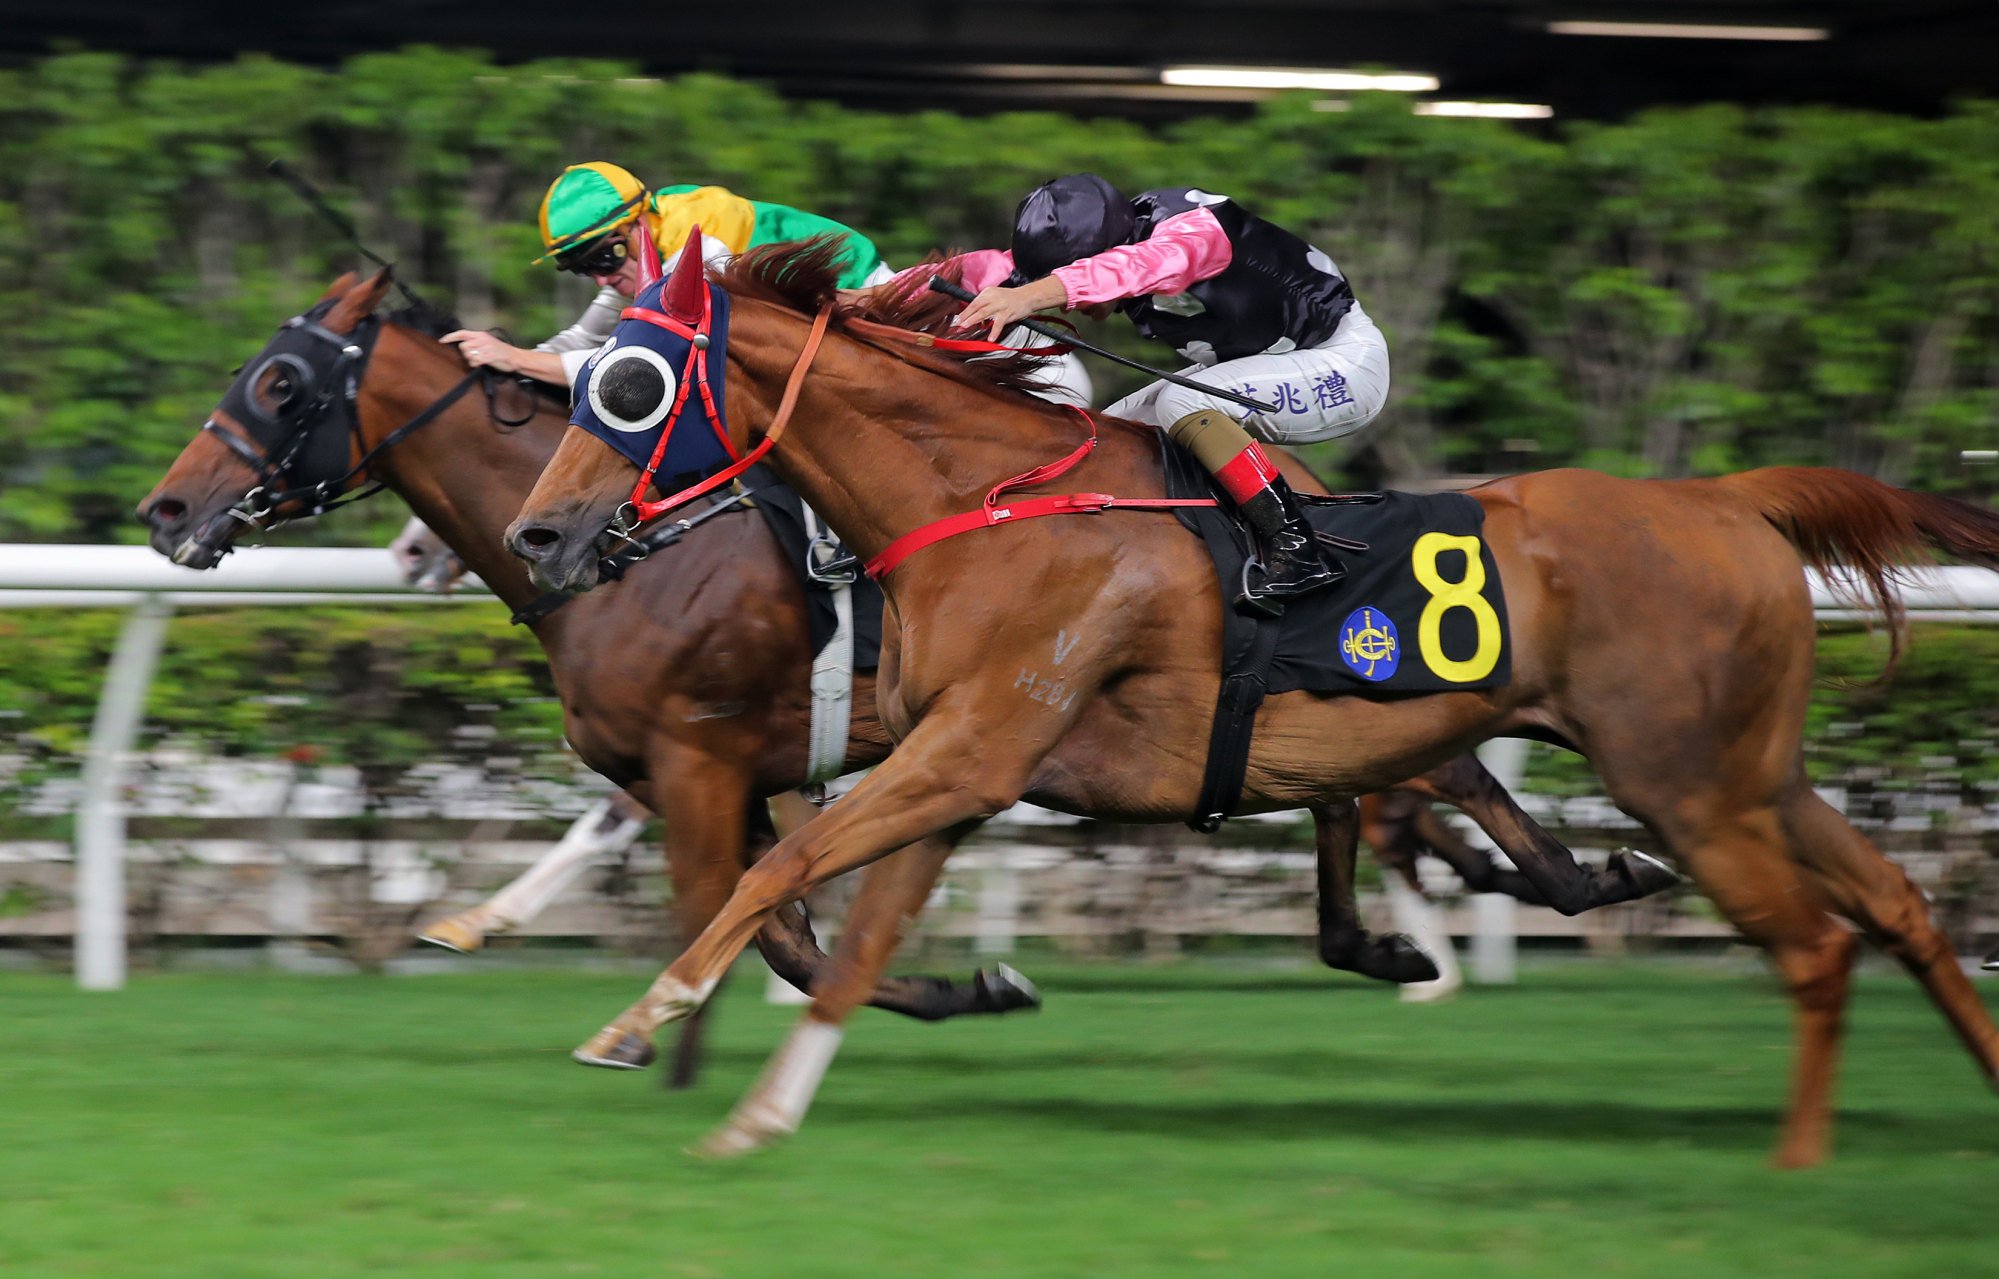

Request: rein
left=603, top=291, right=1213, bottom=580
left=864, top=407, right=1216, bottom=580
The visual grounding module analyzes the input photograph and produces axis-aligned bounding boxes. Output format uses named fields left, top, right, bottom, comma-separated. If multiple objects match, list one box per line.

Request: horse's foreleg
left=624, top=756, right=759, bottom=1083
left=1405, top=754, right=1678, bottom=916
left=1315, top=800, right=1441, bottom=984
left=694, top=836, right=959, bottom=1156
left=575, top=707, right=1046, bottom=1067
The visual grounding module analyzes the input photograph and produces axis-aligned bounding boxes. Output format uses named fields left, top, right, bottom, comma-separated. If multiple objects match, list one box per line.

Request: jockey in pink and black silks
left=954, top=174, right=1390, bottom=610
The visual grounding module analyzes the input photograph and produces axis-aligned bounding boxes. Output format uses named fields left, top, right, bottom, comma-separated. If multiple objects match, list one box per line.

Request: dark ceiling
left=3, top=1, right=1994, bottom=121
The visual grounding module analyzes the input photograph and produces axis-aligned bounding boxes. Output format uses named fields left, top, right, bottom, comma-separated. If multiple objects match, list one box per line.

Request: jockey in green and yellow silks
left=444, top=161, right=891, bottom=385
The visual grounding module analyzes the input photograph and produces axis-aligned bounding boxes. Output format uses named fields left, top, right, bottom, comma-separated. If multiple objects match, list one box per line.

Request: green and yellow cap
left=534, top=162, right=650, bottom=262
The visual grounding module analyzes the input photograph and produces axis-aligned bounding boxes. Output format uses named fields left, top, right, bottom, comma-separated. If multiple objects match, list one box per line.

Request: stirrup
left=1233, top=557, right=1287, bottom=619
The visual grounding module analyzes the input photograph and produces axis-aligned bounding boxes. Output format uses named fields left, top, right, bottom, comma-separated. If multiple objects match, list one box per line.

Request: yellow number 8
left=1411, top=532, right=1502, bottom=683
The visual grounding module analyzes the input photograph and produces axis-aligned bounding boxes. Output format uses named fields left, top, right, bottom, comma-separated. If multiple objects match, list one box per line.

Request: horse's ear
left=662, top=225, right=705, bottom=323
left=318, top=272, right=360, bottom=301
left=324, top=268, right=395, bottom=332
left=632, top=219, right=663, bottom=291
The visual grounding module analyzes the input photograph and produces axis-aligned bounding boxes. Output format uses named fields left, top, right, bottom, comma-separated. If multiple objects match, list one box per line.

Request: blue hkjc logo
left=569, top=277, right=733, bottom=480
left=1340, top=606, right=1400, bottom=682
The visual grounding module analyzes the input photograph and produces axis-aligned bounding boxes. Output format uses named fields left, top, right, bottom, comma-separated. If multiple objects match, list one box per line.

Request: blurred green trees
left=1, top=47, right=1995, bottom=544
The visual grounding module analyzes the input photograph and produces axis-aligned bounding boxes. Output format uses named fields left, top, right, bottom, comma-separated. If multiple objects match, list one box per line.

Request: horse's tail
left=1717, top=466, right=1999, bottom=676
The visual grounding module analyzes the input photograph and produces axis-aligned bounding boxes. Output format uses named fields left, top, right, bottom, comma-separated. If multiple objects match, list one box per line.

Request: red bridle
left=616, top=294, right=833, bottom=524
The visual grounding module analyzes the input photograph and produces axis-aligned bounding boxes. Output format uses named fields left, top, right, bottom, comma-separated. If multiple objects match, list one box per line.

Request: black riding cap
left=1009, top=174, right=1136, bottom=281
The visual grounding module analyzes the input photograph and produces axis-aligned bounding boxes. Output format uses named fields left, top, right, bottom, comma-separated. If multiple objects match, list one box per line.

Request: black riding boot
left=1237, top=475, right=1344, bottom=616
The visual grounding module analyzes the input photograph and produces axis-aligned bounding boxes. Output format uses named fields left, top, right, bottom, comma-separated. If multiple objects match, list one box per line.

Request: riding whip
left=926, top=275, right=1278, bottom=415
left=265, top=158, right=433, bottom=313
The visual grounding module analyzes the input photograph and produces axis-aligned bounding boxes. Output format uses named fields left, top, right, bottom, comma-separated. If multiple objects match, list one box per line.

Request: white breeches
left=1105, top=303, right=1389, bottom=443
left=1032, top=350, right=1094, bottom=409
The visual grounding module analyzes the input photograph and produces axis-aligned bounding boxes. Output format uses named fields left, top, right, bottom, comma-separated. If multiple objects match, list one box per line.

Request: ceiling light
left=1161, top=67, right=1440, bottom=92
left=1547, top=20, right=1829, bottom=41
left=1414, top=101, right=1554, bottom=119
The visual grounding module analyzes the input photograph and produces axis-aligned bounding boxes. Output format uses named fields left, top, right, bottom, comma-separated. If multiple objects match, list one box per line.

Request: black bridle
left=190, top=284, right=727, bottom=626
left=191, top=296, right=525, bottom=560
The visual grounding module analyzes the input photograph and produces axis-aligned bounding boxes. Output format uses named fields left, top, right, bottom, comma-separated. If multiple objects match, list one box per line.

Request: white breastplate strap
left=803, top=503, right=855, bottom=783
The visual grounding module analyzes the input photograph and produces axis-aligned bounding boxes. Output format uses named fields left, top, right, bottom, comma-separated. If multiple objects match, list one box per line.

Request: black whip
left=266, top=158, right=433, bottom=313
left=927, top=275, right=1278, bottom=415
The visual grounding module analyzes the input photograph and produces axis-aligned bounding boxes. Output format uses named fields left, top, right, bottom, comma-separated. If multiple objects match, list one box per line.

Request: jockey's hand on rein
left=441, top=329, right=524, bottom=374
left=957, top=276, right=1068, bottom=340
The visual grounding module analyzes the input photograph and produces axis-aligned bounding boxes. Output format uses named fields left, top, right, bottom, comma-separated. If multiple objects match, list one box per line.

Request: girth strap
left=802, top=502, right=856, bottom=782
left=1189, top=610, right=1282, bottom=832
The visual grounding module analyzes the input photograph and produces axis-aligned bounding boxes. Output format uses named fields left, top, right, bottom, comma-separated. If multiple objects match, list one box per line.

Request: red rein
left=617, top=302, right=1214, bottom=574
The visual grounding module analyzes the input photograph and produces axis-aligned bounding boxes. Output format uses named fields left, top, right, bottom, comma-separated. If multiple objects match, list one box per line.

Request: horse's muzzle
left=506, top=517, right=605, bottom=595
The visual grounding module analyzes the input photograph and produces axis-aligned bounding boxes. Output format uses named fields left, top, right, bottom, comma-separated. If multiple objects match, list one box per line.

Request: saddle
left=1161, top=439, right=1512, bottom=828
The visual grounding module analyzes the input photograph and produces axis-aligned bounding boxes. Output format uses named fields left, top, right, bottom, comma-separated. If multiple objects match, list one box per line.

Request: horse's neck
left=736, top=319, right=1142, bottom=561
left=363, top=330, right=559, bottom=612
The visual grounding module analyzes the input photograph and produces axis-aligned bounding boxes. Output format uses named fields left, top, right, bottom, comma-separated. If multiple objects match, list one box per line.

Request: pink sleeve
left=1050, top=208, right=1233, bottom=307
left=884, top=248, right=1018, bottom=294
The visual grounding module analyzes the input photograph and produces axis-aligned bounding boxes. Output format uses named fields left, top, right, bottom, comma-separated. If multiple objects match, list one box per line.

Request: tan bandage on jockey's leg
left=1166, top=409, right=1258, bottom=474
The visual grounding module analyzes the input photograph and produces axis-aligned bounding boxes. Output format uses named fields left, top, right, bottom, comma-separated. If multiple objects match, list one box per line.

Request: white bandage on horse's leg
left=481, top=797, right=643, bottom=930
left=723, top=1018, right=845, bottom=1146
left=1386, top=873, right=1463, bottom=1003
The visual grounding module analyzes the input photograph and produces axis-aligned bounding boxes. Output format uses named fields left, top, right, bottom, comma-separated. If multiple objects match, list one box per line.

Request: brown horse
left=510, top=240, right=1999, bottom=1164
left=135, top=272, right=1051, bottom=1087
left=133, top=272, right=1626, bottom=1077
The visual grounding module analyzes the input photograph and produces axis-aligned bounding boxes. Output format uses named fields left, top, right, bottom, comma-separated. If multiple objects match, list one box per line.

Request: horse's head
left=508, top=236, right=742, bottom=594
left=137, top=269, right=396, bottom=568
left=388, top=514, right=469, bottom=594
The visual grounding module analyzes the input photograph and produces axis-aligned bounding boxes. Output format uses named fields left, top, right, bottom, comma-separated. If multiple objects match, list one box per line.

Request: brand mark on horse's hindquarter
left=1015, top=667, right=1078, bottom=712
left=1053, top=630, right=1082, bottom=665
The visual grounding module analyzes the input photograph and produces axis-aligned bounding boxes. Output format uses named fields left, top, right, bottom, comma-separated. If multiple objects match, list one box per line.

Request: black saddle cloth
left=1162, top=441, right=1510, bottom=695
left=741, top=464, right=885, bottom=671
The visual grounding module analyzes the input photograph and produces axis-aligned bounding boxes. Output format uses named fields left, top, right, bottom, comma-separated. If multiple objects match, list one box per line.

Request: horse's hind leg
left=419, top=792, right=646, bottom=952
left=750, top=799, right=1041, bottom=1022
left=1404, top=753, right=1678, bottom=915
left=1784, top=790, right=1999, bottom=1090
left=1635, top=799, right=1859, bottom=1167
left=1406, top=799, right=1544, bottom=904
left=1315, top=800, right=1441, bottom=984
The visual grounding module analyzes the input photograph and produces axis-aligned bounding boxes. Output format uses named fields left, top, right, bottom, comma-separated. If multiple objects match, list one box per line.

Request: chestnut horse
left=511, top=240, right=1999, bottom=1165
left=134, top=272, right=1624, bottom=1078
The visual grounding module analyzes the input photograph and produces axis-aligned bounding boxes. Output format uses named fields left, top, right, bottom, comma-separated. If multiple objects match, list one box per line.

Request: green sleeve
left=747, top=201, right=886, bottom=288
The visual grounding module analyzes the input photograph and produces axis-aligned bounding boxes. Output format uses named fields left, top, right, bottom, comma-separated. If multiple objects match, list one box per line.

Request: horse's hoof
left=416, top=914, right=487, bottom=954
left=572, top=1028, right=657, bottom=1070
left=688, top=1110, right=792, bottom=1159
left=1399, top=975, right=1462, bottom=1004
left=974, top=962, right=1043, bottom=1014
left=1612, top=848, right=1680, bottom=898
left=1373, top=934, right=1442, bottom=985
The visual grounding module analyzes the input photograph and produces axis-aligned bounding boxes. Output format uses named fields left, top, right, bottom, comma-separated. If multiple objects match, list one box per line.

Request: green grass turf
left=1, top=959, right=1994, bottom=1278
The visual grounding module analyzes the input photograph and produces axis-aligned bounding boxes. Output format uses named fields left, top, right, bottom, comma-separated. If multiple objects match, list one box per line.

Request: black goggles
left=554, top=234, right=631, bottom=277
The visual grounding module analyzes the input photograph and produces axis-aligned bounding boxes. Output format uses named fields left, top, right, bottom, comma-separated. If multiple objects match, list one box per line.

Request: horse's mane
left=714, top=236, right=1066, bottom=403
left=384, top=301, right=463, bottom=341
left=381, top=303, right=569, bottom=415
